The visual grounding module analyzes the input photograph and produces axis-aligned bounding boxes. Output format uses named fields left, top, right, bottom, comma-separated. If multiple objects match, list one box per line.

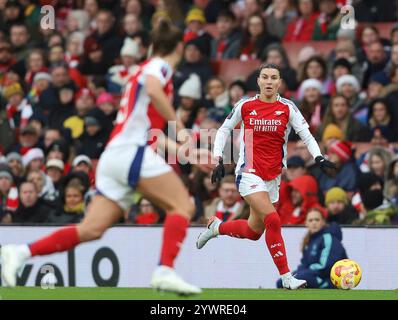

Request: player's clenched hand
left=211, top=157, right=225, bottom=184
left=315, top=156, right=337, bottom=176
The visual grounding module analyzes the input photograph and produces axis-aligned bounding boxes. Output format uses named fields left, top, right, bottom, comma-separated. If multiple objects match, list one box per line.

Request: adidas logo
left=249, top=110, right=257, bottom=116
left=275, top=111, right=284, bottom=116
left=273, top=251, right=284, bottom=258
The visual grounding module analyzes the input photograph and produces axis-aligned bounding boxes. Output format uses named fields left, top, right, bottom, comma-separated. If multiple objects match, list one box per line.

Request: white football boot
left=151, top=265, right=202, bottom=295
left=196, top=216, right=222, bottom=249
left=1, top=244, right=31, bottom=287
left=281, top=273, right=307, bottom=290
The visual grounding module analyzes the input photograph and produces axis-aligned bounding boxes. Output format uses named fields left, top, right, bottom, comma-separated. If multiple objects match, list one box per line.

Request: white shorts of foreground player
left=0, top=226, right=396, bottom=290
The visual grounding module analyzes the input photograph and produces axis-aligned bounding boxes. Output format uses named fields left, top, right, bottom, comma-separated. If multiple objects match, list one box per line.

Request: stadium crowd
left=0, top=0, right=398, bottom=226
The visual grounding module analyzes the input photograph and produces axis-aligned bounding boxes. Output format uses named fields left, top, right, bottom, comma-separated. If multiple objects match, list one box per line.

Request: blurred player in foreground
left=1, top=21, right=212, bottom=295
left=197, top=63, right=336, bottom=289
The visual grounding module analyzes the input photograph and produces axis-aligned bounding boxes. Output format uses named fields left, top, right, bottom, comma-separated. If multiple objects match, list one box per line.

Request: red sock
left=160, top=214, right=189, bottom=268
left=219, top=220, right=262, bottom=240
left=264, top=212, right=290, bottom=275
left=29, top=225, right=80, bottom=257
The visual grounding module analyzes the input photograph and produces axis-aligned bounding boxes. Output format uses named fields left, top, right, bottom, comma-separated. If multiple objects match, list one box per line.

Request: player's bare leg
left=196, top=208, right=264, bottom=249
left=244, top=191, right=307, bottom=290
left=1, top=195, right=122, bottom=287
left=137, top=171, right=201, bottom=295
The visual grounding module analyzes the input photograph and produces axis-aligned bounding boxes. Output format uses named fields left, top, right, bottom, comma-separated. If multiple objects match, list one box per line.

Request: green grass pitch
left=0, top=287, right=397, bottom=300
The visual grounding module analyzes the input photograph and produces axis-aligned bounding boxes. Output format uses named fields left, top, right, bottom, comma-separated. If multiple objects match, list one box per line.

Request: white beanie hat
left=33, top=72, right=52, bottom=83
left=336, top=74, right=360, bottom=93
left=301, top=78, right=323, bottom=93
left=120, top=37, right=139, bottom=58
left=178, top=73, right=201, bottom=100
left=22, top=148, right=45, bottom=167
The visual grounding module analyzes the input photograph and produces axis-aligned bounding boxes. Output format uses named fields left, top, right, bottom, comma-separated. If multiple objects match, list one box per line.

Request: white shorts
left=236, top=172, right=281, bottom=203
left=96, top=144, right=172, bottom=210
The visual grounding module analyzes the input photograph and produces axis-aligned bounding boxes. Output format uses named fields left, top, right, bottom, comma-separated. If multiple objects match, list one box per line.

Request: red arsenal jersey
left=214, top=94, right=309, bottom=181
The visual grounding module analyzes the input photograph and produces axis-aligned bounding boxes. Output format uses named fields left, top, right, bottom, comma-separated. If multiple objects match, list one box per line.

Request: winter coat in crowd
left=12, top=198, right=56, bottom=223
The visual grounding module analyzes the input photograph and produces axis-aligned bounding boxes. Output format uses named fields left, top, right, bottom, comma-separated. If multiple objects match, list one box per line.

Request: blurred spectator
left=26, top=169, right=58, bottom=203
left=298, top=78, right=327, bottom=133
left=366, top=146, right=393, bottom=184
left=325, top=187, right=358, bottom=224
left=0, top=165, right=18, bottom=223
left=318, top=95, right=371, bottom=142
left=45, top=158, right=65, bottom=191
left=277, top=208, right=348, bottom=289
left=106, top=38, right=140, bottom=92
left=75, top=108, right=111, bottom=159
left=279, top=174, right=322, bottom=225
left=174, top=38, right=214, bottom=99
left=79, top=36, right=109, bottom=75
left=22, top=147, right=44, bottom=174
left=367, top=99, right=395, bottom=141
left=385, top=155, right=398, bottom=205
left=362, top=41, right=389, bottom=89
left=177, top=73, right=202, bottom=129
left=297, top=55, right=333, bottom=99
left=0, top=40, right=15, bottom=84
left=318, top=140, right=358, bottom=194
left=47, top=181, right=85, bottom=224
left=9, top=123, right=40, bottom=155
left=37, top=63, right=75, bottom=122
left=3, top=82, right=32, bottom=129
left=65, top=10, right=90, bottom=36
left=183, top=7, right=212, bottom=57
left=239, top=13, right=279, bottom=61
left=27, top=72, right=52, bottom=107
left=130, top=30, right=151, bottom=63
left=123, top=13, right=143, bottom=38
left=133, top=197, right=163, bottom=224
left=96, top=92, right=117, bottom=124
left=86, top=9, right=123, bottom=65
left=65, top=31, right=85, bottom=69
left=43, top=128, right=63, bottom=149
left=312, top=0, right=341, bottom=40
left=204, top=175, right=246, bottom=222
left=332, top=40, right=364, bottom=84
left=321, top=123, right=344, bottom=151
left=10, top=23, right=32, bottom=61
left=48, top=83, right=76, bottom=129
left=204, top=76, right=231, bottom=112
left=335, top=74, right=365, bottom=124
left=359, top=25, right=391, bottom=51
left=12, top=181, right=56, bottom=223
left=247, top=43, right=297, bottom=92
left=284, top=0, right=319, bottom=42
left=64, top=87, right=95, bottom=139
left=264, top=0, right=297, bottom=40
left=5, top=152, right=23, bottom=186
left=210, top=9, right=242, bottom=60
left=285, top=155, right=307, bottom=181
left=45, top=139, right=70, bottom=173
left=228, top=80, right=248, bottom=106
left=24, top=49, right=48, bottom=89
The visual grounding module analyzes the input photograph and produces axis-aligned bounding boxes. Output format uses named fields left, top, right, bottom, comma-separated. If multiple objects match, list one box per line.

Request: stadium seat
left=282, top=41, right=337, bottom=69
left=212, top=59, right=261, bottom=85
left=375, top=22, right=395, bottom=39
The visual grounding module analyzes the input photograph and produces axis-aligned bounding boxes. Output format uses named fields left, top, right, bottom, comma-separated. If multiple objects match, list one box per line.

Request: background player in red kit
left=1, top=21, right=212, bottom=295
left=196, top=63, right=336, bottom=289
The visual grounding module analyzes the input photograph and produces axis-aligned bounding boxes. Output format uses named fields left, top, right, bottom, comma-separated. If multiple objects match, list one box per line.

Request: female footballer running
left=1, top=21, right=212, bottom=295
left=196, top=63, right=336, bottom=289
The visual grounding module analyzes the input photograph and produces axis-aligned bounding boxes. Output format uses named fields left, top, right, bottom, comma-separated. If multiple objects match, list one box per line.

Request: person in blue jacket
left=277, top=207, right=348, bottom=289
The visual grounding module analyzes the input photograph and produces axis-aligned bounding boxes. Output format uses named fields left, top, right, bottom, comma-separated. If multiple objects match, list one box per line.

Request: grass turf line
left=0, top=287, right=397, bottom=300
